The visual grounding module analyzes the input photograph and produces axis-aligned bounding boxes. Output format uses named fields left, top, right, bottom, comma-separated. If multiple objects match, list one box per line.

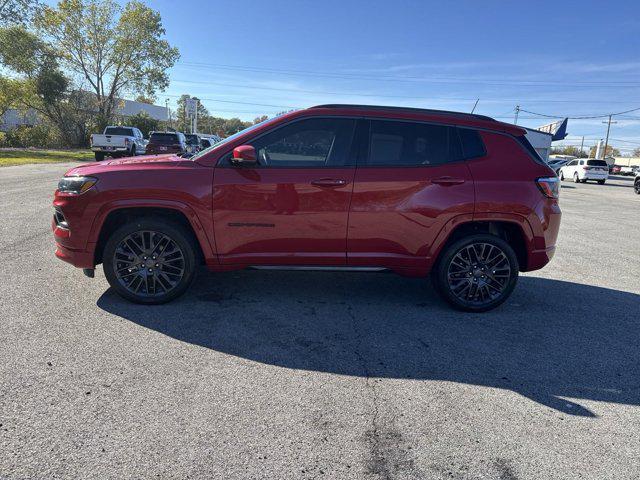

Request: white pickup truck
left=90, top=126, right=146, bottom=161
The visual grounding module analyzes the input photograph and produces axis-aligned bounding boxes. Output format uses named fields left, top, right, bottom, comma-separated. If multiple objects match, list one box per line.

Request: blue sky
left=64, top=1, right=640, bottom=153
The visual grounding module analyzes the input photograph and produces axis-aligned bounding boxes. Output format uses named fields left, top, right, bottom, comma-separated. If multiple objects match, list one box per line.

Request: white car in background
left=558, top=158, right=609, bottom=184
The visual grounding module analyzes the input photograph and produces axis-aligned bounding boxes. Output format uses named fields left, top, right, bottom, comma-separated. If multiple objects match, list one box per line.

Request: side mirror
left=231, top=145, right=257, bottom=165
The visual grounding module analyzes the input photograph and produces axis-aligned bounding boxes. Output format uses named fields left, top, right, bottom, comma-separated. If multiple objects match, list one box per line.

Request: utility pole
left=580, top=136, right=584, bottom=157
left=602, top=115, right=617, bottom=160
left=514, top=105, right=520, bottom=125
left=194, top=99, right=198, bottom=134
left=165, top=98, right=172, bottom=130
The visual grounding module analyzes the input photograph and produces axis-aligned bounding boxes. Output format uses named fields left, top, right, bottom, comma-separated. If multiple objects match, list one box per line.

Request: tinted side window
left=251, top=118, right=355, bottom=167
left=458, top=128, right=486, bottom=159
left=367, top=120, right=461, bottom=166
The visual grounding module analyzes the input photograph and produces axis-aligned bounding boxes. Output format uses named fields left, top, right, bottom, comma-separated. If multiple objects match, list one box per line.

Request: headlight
left=57, top=176, right=98, bottom=194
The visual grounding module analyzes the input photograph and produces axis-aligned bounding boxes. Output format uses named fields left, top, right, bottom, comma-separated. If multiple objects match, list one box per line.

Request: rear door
left=213, top=117, right=357, bottom=266
left=347, top=119, right=475, bottom=269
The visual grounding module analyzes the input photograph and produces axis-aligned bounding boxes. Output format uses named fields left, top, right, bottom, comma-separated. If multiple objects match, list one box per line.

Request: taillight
left=582, top=166, right=590, bottom=170
left=536, top=176, right=559, bottom=199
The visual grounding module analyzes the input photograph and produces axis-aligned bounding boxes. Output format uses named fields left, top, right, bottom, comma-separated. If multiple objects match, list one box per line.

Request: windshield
left=185, top=134, right=200, bottom=145
left=190, top=117, right=280, bottom=161
left=149, top=132, right=179, bottom=144
left=105, top=127, right=133, bottom=136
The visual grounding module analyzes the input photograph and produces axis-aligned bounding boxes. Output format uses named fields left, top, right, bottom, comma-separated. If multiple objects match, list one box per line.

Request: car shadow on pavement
left=97, top=270, right=640, bottom=418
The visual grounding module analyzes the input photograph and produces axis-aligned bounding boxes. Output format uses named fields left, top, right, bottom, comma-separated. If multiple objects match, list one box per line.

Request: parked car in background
left=610, top=165, right=622, bottom=175
left=185, top=134, right=202, bottom=154
left=145, top=131, right=187, bottom=155
left=200, top=135, right=222, bottom=149
left=620, top=165, right=638, bottom=176
left=547, top=159, right=569, bottom=174
left=559, top=158, right=609, bottom=184
left=90, top=126, right=146, bottom=161
left=52, top=104, right=561, bottom=312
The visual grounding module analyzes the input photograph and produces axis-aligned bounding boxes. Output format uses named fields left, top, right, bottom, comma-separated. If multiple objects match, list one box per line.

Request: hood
left=64, top=154, right=189, bottom=176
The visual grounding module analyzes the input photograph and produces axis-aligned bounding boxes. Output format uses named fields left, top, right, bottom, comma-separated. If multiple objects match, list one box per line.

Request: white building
left=1, top=97, right=168, bottom=131
left=523, top=127, right=554, bottom=162
left=522, top=118, right=569, bottom=162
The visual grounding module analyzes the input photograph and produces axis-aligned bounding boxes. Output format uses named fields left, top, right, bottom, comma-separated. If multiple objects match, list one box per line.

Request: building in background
left=523, top=118, right=569, bottom=162
left=1, top=97, right=168, bottom=131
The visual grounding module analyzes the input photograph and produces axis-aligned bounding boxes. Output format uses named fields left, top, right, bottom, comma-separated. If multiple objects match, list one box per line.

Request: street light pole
left=601, top=115, right=617, bottom=159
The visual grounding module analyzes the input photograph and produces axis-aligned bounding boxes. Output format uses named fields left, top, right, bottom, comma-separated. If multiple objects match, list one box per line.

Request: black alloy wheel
left=103, top=219, right=197, bottom=304
left=434, top=234, right=519, bottom=312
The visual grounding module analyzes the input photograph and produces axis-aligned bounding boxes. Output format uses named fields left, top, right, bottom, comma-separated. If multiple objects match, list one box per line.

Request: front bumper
left=54, top=238, right=95, bottom=269
left=52, top=189, right=99, bottom=269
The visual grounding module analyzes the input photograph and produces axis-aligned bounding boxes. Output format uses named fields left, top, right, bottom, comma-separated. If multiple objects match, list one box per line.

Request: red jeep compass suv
left=52, top=105, right=561, bottom=311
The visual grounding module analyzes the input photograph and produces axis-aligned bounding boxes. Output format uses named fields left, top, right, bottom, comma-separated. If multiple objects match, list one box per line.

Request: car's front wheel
left=433, top=234, right=519, bottom=312
left=574, top=172, right=580, bottom=183
left=635, top=180, right=640, bottom=194
left=103, top=218, right=197, bottom=304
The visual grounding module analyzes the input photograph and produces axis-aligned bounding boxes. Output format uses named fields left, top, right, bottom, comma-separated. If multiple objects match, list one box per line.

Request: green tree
left=125, top=111, right=158, bottom=137
left=175, top=94, right=208, bottom=133
left=253, top=115, right=269, bottom=125
left=588, top=145, right=619, bottom=158
left=0, top=0, right=39, bottom=25
left=37, top=0, right=179, bottom=130
left=550, top=145, right=587, bottom=158
left=0, top=25, right=96, bottom=146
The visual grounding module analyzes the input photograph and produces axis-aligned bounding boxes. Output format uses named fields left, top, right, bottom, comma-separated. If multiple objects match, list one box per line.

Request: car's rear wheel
left=573, top=173, right=580, bottom=183
left=559, top=171, right=565, bottom=181
left=635, top=180, right=640, bottom=194
left=130, top=145, right=136, bottom=157
left=598, top=179, right=606, bottom=185
left=95, top=152, right=105, bottom=161
left=433, top=234, right=519, bottom=312
left=103, top=219, right=197, bottom=304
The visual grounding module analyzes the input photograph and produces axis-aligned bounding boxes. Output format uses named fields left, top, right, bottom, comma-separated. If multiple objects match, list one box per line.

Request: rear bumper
left=92, top=146, right=128, bottom=152
left=523, top=199, right=561, bottom=272
left=579, top=171, right=608, bottom=180
left=528, top=245, right=556, bottom=271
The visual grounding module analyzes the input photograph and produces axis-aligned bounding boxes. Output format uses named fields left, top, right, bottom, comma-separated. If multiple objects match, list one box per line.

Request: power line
left=518, top=106, right=640, bottom=120
left=178, top=61, right=640, bottom=88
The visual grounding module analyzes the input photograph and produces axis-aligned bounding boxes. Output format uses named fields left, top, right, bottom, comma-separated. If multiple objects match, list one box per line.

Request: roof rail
left=309, top=104, right=496, bottom=122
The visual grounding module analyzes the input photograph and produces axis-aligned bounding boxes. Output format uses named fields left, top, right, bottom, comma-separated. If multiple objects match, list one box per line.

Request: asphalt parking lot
left=1, top=162, right=639, bottom=479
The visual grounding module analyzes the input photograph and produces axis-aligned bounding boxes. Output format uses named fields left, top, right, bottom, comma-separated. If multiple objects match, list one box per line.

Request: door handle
left=431, top=176, right=465, bottom=186
left=311, top=178, right=347, bottom=187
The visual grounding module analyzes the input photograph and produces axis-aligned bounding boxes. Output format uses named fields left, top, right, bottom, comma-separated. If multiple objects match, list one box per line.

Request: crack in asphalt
left=346, top=304, right=419, bottom=480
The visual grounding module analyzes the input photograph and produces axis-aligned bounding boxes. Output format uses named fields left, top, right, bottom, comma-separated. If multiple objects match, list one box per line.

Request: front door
left=213, top=117, right=357, bottom=266
left=347, top=119, right=475, bottom=269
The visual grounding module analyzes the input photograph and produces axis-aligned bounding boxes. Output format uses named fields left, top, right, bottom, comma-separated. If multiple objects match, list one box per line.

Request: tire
left=574, top=173, right=580, bottom=183
left=103, top=218, right=198, bottom=304
left=559, top=171, right=565, bottom=181
left=598, top=180, right=606, bottom=185
left=130, top=145, right=136, bottom=157
left=635, top=181, right=640, bottom=194
left=94, top=152, right=105, bottom=161
left=433, top=234, right=519, bottom=312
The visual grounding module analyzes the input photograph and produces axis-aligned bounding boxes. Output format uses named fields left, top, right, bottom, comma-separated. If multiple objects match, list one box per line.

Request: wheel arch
left=91, top=202, right=214, bottom=266
left=430, top=216, right=533, bottom=272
